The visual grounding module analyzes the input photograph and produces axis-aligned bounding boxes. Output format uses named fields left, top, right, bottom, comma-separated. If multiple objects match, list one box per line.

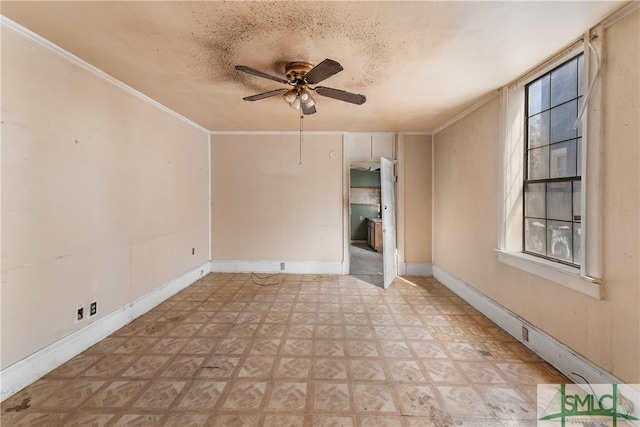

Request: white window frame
left=497, top=28, right=604, bottom=299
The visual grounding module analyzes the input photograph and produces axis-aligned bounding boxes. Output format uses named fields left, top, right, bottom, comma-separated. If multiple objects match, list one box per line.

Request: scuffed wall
left=1, top=26, right=210, bottom=368
left=211, top=133, right=343, bottom=265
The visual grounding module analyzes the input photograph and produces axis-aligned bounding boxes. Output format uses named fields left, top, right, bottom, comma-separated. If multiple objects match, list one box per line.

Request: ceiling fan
left=235, top=59, right=366, bottom=115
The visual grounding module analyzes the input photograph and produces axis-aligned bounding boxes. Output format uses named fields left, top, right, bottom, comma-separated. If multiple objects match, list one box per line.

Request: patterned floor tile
left=122, top=355, right=171, bottom=378
left=266, top=381, right=308, bottom=411
left=179, top=338, right=219, bottom=355
left=196, top=355, right=240, bottom=379
left=2, top=273, right=571, bottom=426
left=369, top=313, right=396, bottom=325
left=314, top=340, right=346, bottom=356
left=313, top=382, right=352, bottom=412
left=442, top=341, right=487, bottom=361
left=317, top=312, right=344, bottom=324
left=198, top=323, right=232, bottom=338
left=131, top=380, right=186, bottom=409
left=422, top=359, right=467, bottom=383
left=342, top=303, right=366, bottom=313
left=387, top=360, right=428, bottom=383
left=276, top=357, right=312, bottom=379
left=282, top=339, right=314, bottom=356
left=111, top=413, right=164, bottom=426
left=393, top=314, right=424, bottom=326
left=237, top=356, right=275, bottom=379
left=351, top=359, right=387, bottom=381
left=476, top=385, right=536, bottom=420
left=256, top=323, right=287, bottom=338
left=44, top=354, right=102, bottom=379
left=249, top=338, right=282, bottom=355
left=0, top=411, right=66, bottom=427
left=346, top=340, right=380, bottom=358
left=494, top=362, right=556, bottom=384
left=354, top=384, right=398, bottom=413
left=317, top=325, right=344, bottom=339
left=437, top=385, right=495, bottom=417
left=373, top=326, right=403, bottom=339
left=163, top=413, right=210, bottom=427
left=380, top=340, right=412, bottom=358
left=83, top=380, right=147, bottom=408
left=458, top=362, right=507, bottom=384
left=286, top=324, right=315, bottom=338
left=290, top=312, right=317, bottom=323
left=147, top=338, right=189, bottom=354
left=221, top=381, right=267, bottom=410
left=357, top=415, right=406, bottom=426
left=343, top=313, right=371, bottom=325
left=311, top=415, right=355, bottom=426
left=62, top=412, right=115, bottom=427
left=161, top=355, right=205, bottom=378
left=81, top=355, right=137, bottom=378
left=214, top=337, right=251, bottom=355
left=38, top=380, right=105, bottom=409
left=175, top=380, right=226, bottom=409
left=313, top=358, right=348, bottom=380
left=400, top=326, right=434, bottom=340
left=395, top=384, right=443, bottom=417
left=262, top=414, right=306, bottom=427
left=408, top=340, right=448, bottom=359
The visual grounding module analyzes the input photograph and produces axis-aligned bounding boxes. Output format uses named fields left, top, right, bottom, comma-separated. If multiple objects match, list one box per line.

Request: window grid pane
left=524, top=53, right=583, bottom=267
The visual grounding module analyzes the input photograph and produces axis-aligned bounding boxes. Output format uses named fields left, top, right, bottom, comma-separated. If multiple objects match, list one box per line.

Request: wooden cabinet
left=367, top=218, right=383, bottom=253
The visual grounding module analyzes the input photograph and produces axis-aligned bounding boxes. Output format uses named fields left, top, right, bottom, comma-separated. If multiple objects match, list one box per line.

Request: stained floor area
left=1, top=273, right=568, bottom=426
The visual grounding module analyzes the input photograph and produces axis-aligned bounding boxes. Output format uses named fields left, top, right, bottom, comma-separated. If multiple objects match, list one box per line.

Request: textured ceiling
left=1, top=1, right=626, bottom=132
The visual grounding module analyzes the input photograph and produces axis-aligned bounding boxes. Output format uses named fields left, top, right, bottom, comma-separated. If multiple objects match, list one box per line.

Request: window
left=498, top=32, right=603, bottom=299
left=523, top=54, right=584, bottom=266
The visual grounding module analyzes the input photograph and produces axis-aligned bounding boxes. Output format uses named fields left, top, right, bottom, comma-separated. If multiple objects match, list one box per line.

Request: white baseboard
left=0, top=261, right=211, bottom=402
left=210, top=260, right=343, bottom=275
left=399, top=262, right=433, bottom=276
left=432, top=265, right=622, bottom=385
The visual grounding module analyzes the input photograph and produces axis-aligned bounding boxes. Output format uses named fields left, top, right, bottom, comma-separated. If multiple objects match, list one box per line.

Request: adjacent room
left=1, top=1, right=638, bottom=426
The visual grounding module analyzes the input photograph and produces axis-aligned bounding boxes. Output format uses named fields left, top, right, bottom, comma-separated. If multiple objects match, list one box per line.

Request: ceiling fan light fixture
left=283, top=88, right=298, bottom=105
left=289, top=97, right=302, bottom=110
left=299, top=88, right=315, bottom=107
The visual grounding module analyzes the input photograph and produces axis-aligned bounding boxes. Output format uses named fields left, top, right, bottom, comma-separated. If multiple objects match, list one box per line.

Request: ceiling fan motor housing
left=285, top=62, right=314, bottom=85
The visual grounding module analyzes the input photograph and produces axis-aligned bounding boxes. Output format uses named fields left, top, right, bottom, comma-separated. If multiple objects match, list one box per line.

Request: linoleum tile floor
left=2, top=273, right=568, bottom=427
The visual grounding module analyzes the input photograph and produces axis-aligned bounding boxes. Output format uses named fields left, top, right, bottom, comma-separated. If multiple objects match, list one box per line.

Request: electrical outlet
left=90, top=301, right=97, bottom=317
left=76, top=306, right=84, bottom=322
left=522, top=325, right=529, bottom=342
left=192, top=247, right=195, bottom=255
left=280, top=262, right=285, bottom=271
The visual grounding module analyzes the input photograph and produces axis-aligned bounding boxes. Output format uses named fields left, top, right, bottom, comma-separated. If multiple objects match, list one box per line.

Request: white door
left=380, top=157, right=397, bottom=289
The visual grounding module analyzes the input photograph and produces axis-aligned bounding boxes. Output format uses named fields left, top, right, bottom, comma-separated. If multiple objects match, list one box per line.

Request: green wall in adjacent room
left=350, top=169, right=380, bottom=186
left=351, top=205, right=380, bottom=241
left=350, top=169, right=381, bottom=241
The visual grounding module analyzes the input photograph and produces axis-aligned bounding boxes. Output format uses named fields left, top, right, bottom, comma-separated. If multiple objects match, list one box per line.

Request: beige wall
left=400, top=134, right=433, bottom=265
left=433, top=11, right=639, bottom=382
left=211, top=134, right=344, bottom=263
left=1, top=27, right=210, bottom=368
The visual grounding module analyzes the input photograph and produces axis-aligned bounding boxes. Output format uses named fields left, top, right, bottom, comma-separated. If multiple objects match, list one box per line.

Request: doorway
left=348, top=164, right=384, bottom=286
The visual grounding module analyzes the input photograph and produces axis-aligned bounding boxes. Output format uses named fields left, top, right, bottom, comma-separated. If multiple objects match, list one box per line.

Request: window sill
left=495, top=249, right=603, bottom=299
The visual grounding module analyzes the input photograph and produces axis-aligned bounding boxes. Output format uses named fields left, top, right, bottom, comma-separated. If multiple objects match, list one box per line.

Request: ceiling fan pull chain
left=299, top=112, right=304, bottom=165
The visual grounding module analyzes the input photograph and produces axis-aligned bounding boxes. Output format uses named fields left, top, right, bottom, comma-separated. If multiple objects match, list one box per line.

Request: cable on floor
left=250, top=272, right=280, bottom=286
